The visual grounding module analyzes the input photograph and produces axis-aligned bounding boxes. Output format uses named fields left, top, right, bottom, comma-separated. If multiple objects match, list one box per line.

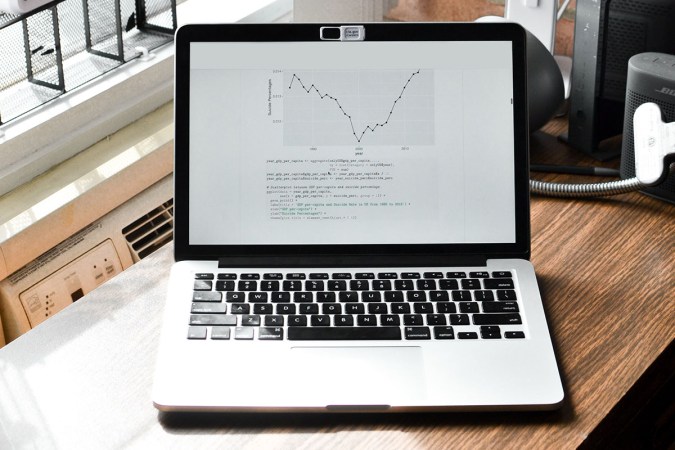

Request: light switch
left=525, top=0, right=539, bottom=7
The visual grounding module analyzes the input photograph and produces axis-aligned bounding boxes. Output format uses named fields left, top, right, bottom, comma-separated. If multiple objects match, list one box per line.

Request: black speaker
left=567, top=0, right=675, bottom=160
left=620, top=52, right=675, bottom=204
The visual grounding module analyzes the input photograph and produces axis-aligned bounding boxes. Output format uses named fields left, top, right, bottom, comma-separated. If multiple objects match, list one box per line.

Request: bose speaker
left=567, top=0, right=675, bottom=160
left=620, top=52, right=675, bottom=204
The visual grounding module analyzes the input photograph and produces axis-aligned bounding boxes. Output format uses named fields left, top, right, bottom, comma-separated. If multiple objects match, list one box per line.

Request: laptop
left=152, top=22, right=564, bottom=412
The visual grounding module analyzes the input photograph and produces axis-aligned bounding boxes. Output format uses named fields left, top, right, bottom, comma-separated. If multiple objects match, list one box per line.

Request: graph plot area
left=283, top=69, right=435, bottom=146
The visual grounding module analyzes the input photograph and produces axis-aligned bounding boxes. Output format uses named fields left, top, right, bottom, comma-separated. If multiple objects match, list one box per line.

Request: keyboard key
left=322, top=304, right=342, bottom=314
left=452, top=290, right=471, bottom=302
left=316, top=292, right=336, bottom=302
left=211, top=327, right=231, bottom=340
left=238, top=280, right=257, bottom=291
left=505, top=331, right=526, bottom=339
left=299, top=303, right=319, bottom=314
left=272, top=292, right=291, bottom=303
left=367, top=303, right=387, bottom=314
left=242, top=315, right=261, bottom=326
left=355, top=273, right=375, bottom=279
left=362, top=291, right=382, bottom=302
left=439, top=279, right=459, bottom=290
left=484, top=278, right=515, bottom=289
left=446, top=272, right=466, bottom=278
left=469, top=271, right=489, bottom=278
left=378, top=272, right=398, bottom=279
left=225, top=292, right=245, bottom=303
left=482, top=302, right=519, bottom=313
left=406, top=291, right=426, bottom=302
left=335, top=315, right=354, bottom=326
left=417, top=279, right=437, bottom=290
left=413, top=303, right=433, bottom=313
left=305, top=280, right=325, bottom=291
left=187, top=326, right=207, bottom=339
left=345, top=303, right=365, bottom=314
left=405, top=326, right=431, bottom=340
left=403, top=314, right=424, bottom=325
left=190, top=314, right=236, bottom=326
left=309, top=273, right=329, bottom=279
left=357, top=315, right=378, bottom=326
left=401, top=272, right=421, bottom=279
left=434, top=326, right=455, bottom=339
left=253, top=304, right=273, bottom=314
left=311, top=315, right=330, bottom=326
left=193, top=280, right=212, bottom=291
left=461, top=279, right=481, bottom=289
left=264, top=315, right=284, bottom=326
left=192, top=291, right=222, bottom=302
left=423, top=272, right=443, bottom=279
left=286, top=273, right=306, bottom=280
left=263, top=273, right=283, bottom=280
left=473, top=313, right=522, bottom=325
left=288, top=315, right=308, bottom=326
left=373, top=280, right=392, bottom=290
left=395, top=280, right=414, bottom=290
left=293, top=292, right=313, bottom=303
left=436, top=302, right=457, bottom=314
left=217, top=273, right=237, bottom=280
left=230, top=304, right=250, bottom=314
left=260, top=281, right=280, bottom=291
left=384, top=291, right=404, bottom=302
left=497, top=290, right=518, bottom=300
left=288, top=327, right=402, bottom=340
left=459, top=302, right=479, bottom=314
left=492, top=271, right=512, bottom=278
left=241, top=273, right=260, bottom=280
left=480, top=326, right=502, bottom=339
left=449, top=314, right=470, bottom=325
left=381, top=315, right=401, bottom=326
left=339, top=292, right=359, bottom=302
left=283, top=280, right=302, bottom=291
left=429, top=291, right=450, bottom=302
left=276, top=304, right=296, bottom=315
left=328, top=280, right=347, bottom=291
left=474, top=290, right=495, bottom=301
left=235, top=327, right=254, bottom=340
left=426, top=314, right=447, bottom=325
left=195, top=273, right=214, bottom=280
left=390, top=303, right=411, bottom=314
left=259, top=327, right=284, bottom=340
left=248, top=292, right=268, bottom=303
left=350, top=280, right=369, bottom=291
left=332, top=273, right=352, bottom=279
left=191, top=303, right=227, bottom=314
left=458, top=332, right=478, bottom=339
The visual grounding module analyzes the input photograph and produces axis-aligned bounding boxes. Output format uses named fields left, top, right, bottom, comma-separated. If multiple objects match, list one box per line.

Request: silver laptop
left=153, top=22, right=564, bottom=412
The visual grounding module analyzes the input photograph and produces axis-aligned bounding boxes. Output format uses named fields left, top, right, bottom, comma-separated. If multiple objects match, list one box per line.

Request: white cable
left=557, top=0, right=571, bottom=21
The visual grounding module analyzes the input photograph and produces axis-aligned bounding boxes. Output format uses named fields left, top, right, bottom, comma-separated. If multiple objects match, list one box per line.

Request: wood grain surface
left=0, top=118, right=672, bottom=449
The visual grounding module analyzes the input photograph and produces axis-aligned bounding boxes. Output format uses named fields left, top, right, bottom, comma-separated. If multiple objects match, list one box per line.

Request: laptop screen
left=174, top=24, right=530, bottom=262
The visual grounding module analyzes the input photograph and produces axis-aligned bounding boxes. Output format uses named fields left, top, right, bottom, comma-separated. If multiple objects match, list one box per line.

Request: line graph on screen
left=283, top=69, right=435, bottom=147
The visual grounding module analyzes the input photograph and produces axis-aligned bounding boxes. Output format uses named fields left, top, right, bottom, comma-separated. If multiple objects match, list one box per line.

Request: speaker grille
left=613, top=0, right=674, bottom=16
left=621, top=90, right=675, bottom=200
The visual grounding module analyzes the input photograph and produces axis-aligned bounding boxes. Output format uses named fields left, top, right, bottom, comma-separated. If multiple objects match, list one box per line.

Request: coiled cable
left=530, top=177, right=644, bottom=198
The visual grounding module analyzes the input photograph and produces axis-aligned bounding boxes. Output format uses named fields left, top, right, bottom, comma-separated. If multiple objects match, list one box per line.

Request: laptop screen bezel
left=173, top=23, right=531, bottom=264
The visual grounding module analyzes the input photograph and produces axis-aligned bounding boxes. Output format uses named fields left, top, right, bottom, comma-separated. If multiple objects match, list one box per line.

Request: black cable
left=530, top=164, right=620, bottom=177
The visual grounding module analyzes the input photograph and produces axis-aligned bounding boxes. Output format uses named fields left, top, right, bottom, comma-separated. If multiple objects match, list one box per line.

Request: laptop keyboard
left=187, top=271, right=526, bottom=341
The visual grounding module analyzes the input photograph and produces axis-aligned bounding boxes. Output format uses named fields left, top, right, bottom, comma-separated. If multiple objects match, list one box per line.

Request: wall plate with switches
left=0, top=0, right=53, bottom=14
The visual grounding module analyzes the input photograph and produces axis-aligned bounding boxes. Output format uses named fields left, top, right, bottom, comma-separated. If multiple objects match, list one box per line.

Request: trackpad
left=290, top=346, right=427, bottom=407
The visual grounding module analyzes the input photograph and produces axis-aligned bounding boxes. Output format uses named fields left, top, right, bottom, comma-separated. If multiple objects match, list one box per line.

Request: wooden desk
left=0, top=122, right=673, bottom=449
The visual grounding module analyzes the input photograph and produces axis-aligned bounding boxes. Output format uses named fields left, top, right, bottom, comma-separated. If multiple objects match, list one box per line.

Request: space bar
left=287, top=327, right=402, bottom=340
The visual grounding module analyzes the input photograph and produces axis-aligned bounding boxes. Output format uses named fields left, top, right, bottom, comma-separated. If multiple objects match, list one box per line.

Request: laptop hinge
left=217, top=254, right=489, bottom=268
